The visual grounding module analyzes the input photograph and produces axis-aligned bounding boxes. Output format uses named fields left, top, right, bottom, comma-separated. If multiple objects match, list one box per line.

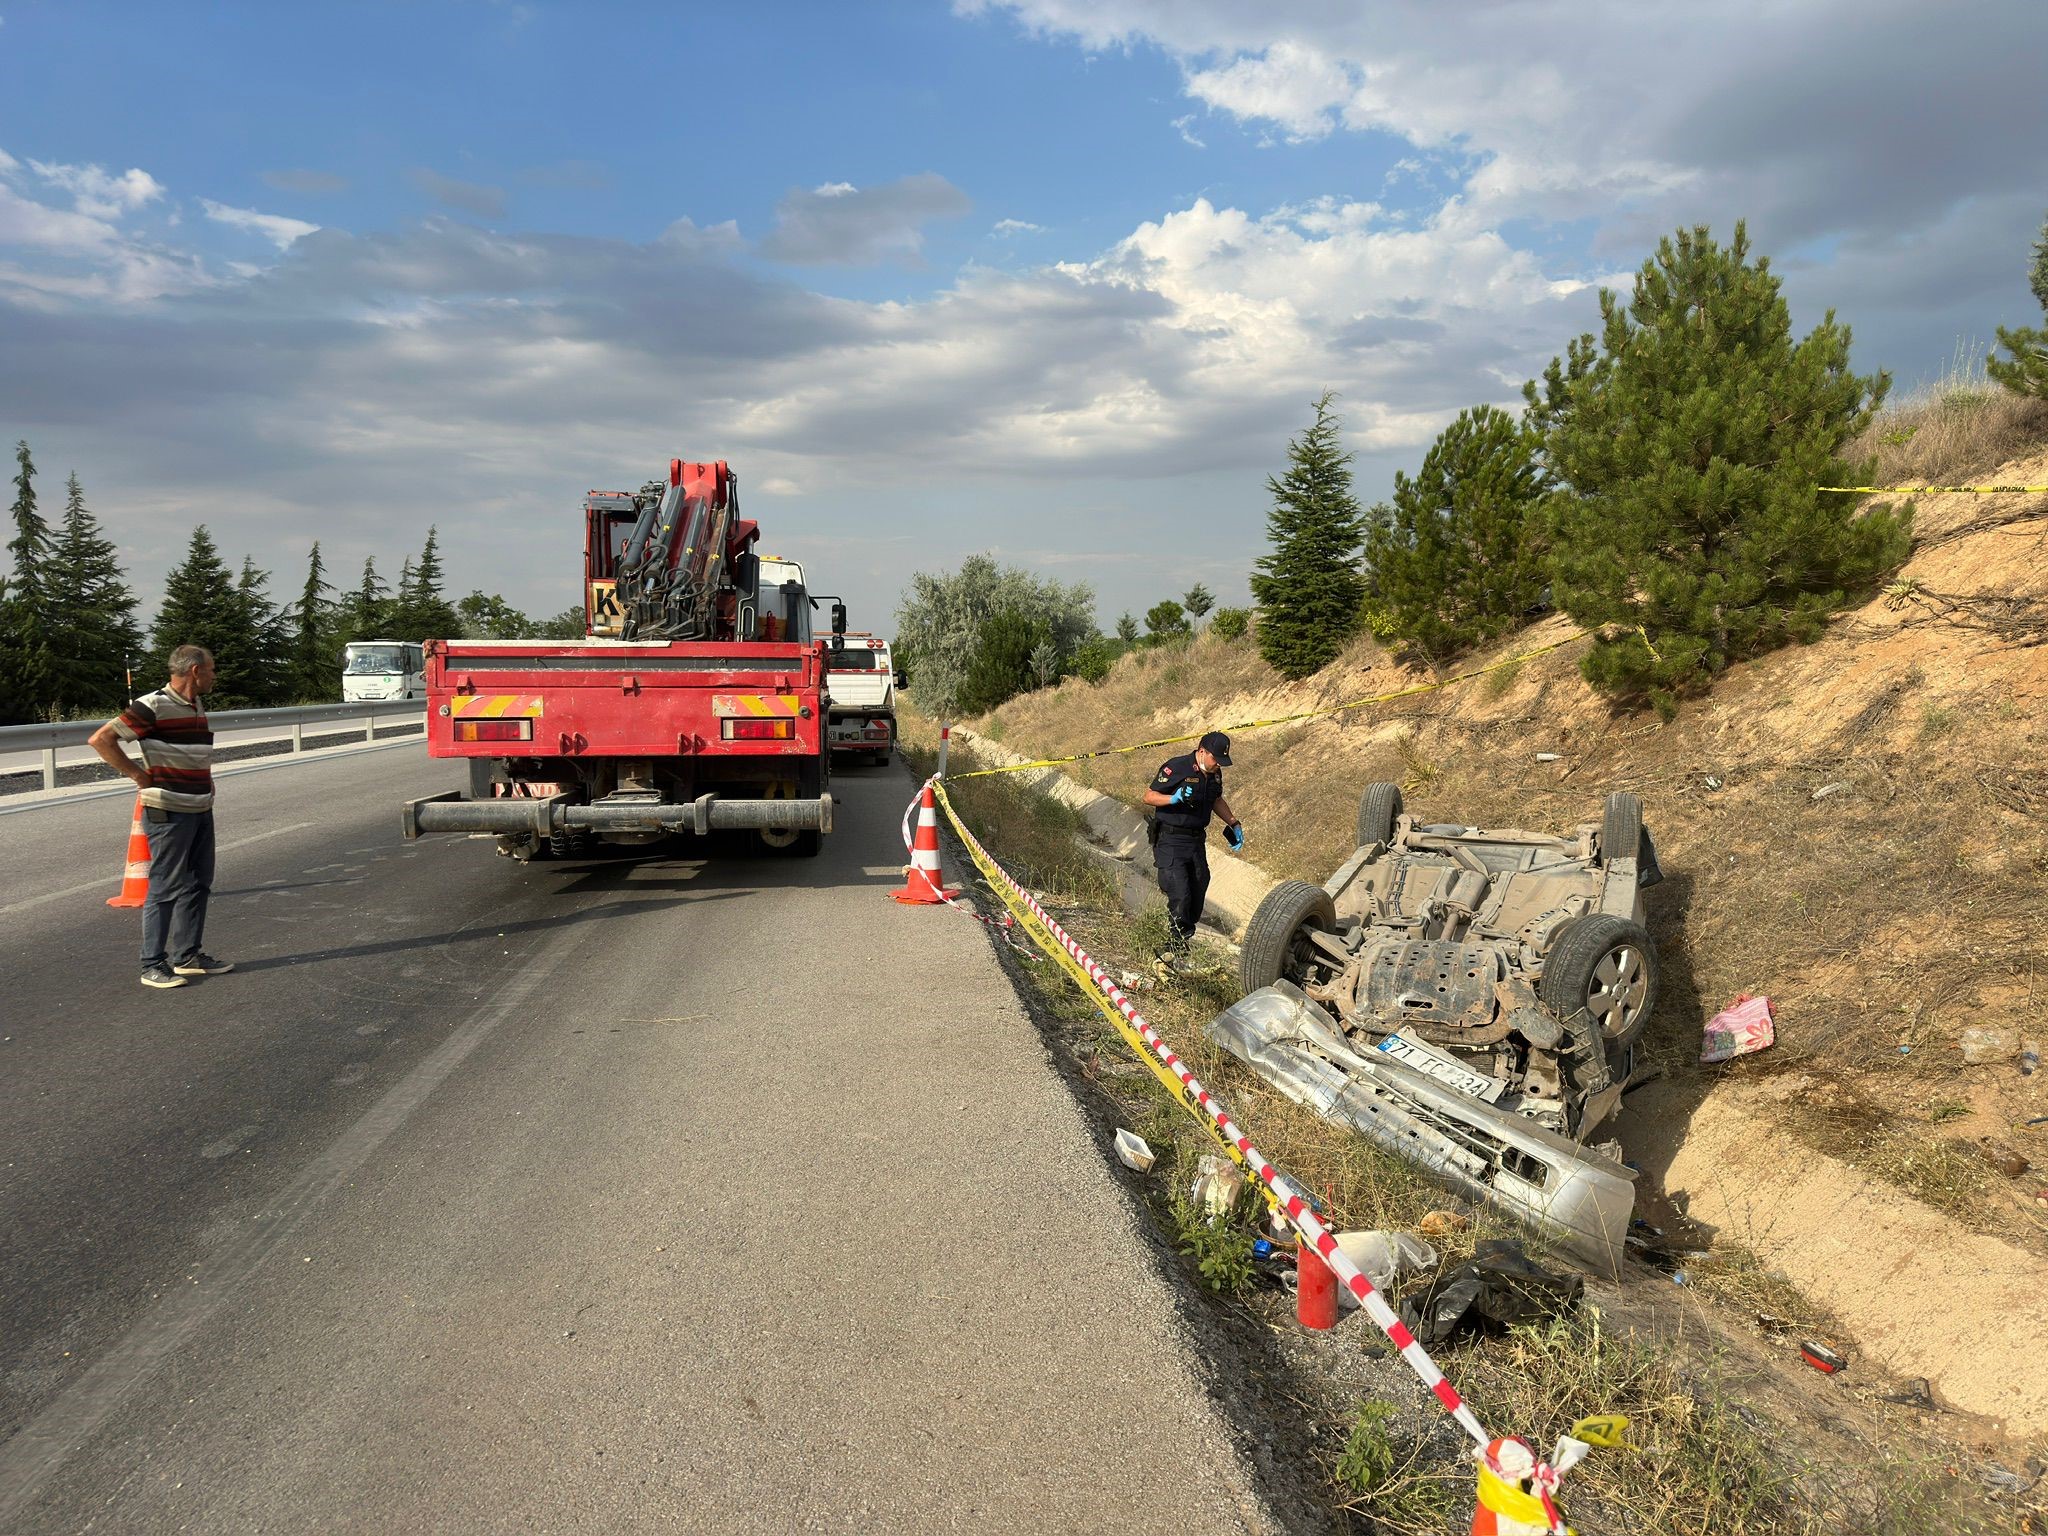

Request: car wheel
left=1239, top=879, right=1339, bottom=994
left=1356, top=782, right=1403, bottom=848
left=1540, top=914, right=1657, bottom=1051
left=1600, top=792, right=1642, bottom=864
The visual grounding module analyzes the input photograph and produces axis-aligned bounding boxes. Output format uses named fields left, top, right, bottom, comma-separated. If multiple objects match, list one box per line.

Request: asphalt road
left=0, top=747, right=1278, bottom=1534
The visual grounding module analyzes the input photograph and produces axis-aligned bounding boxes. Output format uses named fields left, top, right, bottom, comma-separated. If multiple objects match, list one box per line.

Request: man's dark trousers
left=140, top=808, right=215, bottom=970
left=1155, top=825, right=1210, bottom=948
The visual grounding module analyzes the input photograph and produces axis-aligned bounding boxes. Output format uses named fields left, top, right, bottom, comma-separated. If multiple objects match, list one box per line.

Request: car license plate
left=1375, top=1031, right=1507, bottom=1102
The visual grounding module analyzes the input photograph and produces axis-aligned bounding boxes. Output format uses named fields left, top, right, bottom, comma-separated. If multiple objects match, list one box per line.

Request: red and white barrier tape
left=908, top=777, right=1493, bottom=1452
left=897, top=782, right=1037, bottom=957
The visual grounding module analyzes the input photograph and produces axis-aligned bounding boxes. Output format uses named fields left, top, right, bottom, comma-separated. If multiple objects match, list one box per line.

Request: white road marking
left=0, top=824, right=317, bottom=917
left=0, top=921, right=580, bottom=1524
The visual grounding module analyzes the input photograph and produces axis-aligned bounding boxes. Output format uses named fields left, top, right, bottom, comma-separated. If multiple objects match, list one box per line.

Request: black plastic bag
left=1400, top=1239, right=1583, bottom=1346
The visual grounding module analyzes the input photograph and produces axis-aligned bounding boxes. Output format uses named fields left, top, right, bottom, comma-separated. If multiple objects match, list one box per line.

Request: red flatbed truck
left=401, top=458, right=833, bottom=858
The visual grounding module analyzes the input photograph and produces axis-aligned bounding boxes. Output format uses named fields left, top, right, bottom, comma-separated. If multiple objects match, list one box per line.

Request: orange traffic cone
left=106, top=794, right=150, bottom=908
left=892, top=784, right=960, bottom=905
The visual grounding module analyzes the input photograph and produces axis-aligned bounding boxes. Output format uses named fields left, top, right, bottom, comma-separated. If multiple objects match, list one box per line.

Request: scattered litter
left=1959, top=1025, right=2016, bottom=1066
left=1704, top=775, right=1724, bottom=790
left=1399, top=1239, right=1583, bottom=1347
left=1669, top=1269, right=1688, bottom=1286
left=1332, top=1230, right=1438, bottom=1300
left=1702, top=993, right=1775, bottom=1064
left=1978, top=1140, right=2031, bottom=1179
left=1534, top=752, right=1563, bottom=763
left=1417, top=1209, right=1469, bottom=1239
left=1810, top=781, right=1851, bottom=800
left=1112, top=1129, right=1155, bottom=1172
left=2022, top=1041, right=2041, bottom=1076
left=1756, top=1312, right=1794, bottom=1337
left=1799, top=1340, right=1849, bottom=1375
left=2026, top=1115, right=2048, bottom=1128
left=1189, top=1153, right=1246, bottom=1217
left=1977, top=1463, right=2031, bottom=1496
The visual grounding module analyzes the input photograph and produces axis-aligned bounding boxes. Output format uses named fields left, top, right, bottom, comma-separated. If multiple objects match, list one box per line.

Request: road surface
left=0, top=746, right=1281, bottom=1533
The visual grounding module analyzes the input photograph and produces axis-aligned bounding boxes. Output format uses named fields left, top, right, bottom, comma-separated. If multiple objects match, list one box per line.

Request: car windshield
left=828, top=650, right=882, bottom=671
left=346, top=646, right=410, bottom=675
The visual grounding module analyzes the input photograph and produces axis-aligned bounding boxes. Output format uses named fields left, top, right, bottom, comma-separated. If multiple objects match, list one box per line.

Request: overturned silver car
left=1208, top=784, right=1661, bottom=1275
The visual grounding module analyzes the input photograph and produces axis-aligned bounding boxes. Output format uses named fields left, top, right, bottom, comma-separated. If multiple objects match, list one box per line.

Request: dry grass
left=1851, top=344, right=2048, bottom=488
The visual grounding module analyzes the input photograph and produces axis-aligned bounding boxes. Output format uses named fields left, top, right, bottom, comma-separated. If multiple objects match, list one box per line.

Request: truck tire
left=548, top=826, right=592, bottom=860
left=1600, top=792, right=1642, bottom=864
left=1539, top=914, right=1657, bottom=1052
left=1239, top=880, right=1338, bottom=995
left=1356, top=782, right=1403, bottom=849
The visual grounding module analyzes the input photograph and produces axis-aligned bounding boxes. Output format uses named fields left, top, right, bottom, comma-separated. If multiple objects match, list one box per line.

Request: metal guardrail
left=0, top=699, right=429, bottom=792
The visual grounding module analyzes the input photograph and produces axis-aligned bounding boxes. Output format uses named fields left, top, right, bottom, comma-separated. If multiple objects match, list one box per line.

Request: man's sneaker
left=172, top=952, right=234, bottom=976
left=141, top=966, right=190, bottom=989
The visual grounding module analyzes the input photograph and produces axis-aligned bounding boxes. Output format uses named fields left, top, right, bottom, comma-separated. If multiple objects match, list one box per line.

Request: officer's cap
left=1198, top=731, right=1232, bottom=765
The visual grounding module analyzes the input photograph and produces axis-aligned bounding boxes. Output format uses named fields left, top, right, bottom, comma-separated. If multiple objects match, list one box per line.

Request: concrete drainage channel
left=944, top=725, right=1277, bottom=946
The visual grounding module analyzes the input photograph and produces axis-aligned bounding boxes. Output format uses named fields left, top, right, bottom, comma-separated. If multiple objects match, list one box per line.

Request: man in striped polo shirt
left=88, top=644, right=235, bottom=989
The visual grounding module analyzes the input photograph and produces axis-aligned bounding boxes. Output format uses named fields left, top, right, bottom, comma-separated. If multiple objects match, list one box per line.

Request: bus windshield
left=827, top=650, right=881, bottom=671
left=346, top=645, right=412, bottom=675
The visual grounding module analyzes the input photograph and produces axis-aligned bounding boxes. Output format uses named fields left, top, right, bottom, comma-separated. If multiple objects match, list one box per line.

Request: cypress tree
left=2, top=440, right=54, bottom=719
left=1527, top=222, right=1912, bottom=715
left=406, top=526, right=459, bottom=641
left=150, top=526, right=242, bottom=695
left=1250, top=392, right=1367, bottom=680
left=45, top=473, right=143, bottom=712
left=230, top=555, right=291, bottom=706
left=1181, top=583, right=1215, bottom=620
left=1987, top=210, right=2048, bottom=399
left=1364, top=405, right=1547, bottom=658
left=1115, top=612, right=1139, bottom=644
left=289, top=542, right=335, bottom=699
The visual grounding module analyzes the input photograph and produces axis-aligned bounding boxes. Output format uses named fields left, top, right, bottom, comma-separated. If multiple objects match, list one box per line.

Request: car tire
left=1239, top=879, right=1338, bottom=994
left=1540, top=913, right=1657, bottom=1051
left=1356, top=782, right=1403, bottom=848
left=1600, top=792, right=1642, bottom=864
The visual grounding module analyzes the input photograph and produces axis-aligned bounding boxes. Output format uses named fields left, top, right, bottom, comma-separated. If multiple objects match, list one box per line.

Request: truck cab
left=824, top=633, right=899, bottom=766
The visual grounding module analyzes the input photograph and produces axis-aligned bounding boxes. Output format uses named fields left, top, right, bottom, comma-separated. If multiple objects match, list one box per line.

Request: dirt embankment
left=973, top=453, right=2048, bottom=1438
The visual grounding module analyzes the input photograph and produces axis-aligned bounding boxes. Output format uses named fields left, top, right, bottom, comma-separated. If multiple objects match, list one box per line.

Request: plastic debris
left=2021, top=1041, right=2041, bottom=1076
left=1959, top=1025, right=2016, bottom=1066
left=1331, top=1230, right=1438, bottom=1301
left=1799, top=1340, right=1849, bottom=1374
left=1534, top=752, right=1563, bottom=763
left=1189, top=1153, right=1246, bottom=1217
left=1400, top=1239, right=1582, bottom=1346
left=1702, top=993, right=1775, bottom=1064
left=1810, top=781, right=1851, bottom=800
left=1112, top=1129, right=1156, bottom=1172
left=1704, top=775, right=1724, bottom=790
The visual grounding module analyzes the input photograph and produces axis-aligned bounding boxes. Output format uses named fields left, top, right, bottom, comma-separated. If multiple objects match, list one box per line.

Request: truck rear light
left=722, top=718, right=794, bottom=741
left=453, top=719, right=534, bottom=742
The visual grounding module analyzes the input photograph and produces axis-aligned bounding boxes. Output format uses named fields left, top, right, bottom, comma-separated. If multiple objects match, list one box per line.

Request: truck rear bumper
left=404, top=790, right=833, bottom=840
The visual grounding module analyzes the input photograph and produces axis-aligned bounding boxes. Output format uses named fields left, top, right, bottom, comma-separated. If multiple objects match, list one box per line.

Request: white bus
left=341, top=640, right=426, bottom=701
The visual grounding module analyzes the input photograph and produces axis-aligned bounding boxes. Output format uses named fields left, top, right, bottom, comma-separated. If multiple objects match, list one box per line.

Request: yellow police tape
left=929, top=780, right=1274, bottom=1204
left=948, top=630, right=1592, bottom=780
left=1821, top=483, right=2048, bottom=494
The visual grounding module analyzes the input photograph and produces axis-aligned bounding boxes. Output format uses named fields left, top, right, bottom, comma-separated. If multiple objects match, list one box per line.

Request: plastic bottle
left=1959, top=1026, right=2016, bottom=1066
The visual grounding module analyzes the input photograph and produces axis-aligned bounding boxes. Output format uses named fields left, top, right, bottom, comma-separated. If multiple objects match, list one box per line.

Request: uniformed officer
left=1142, top=730, right=1243, bottom=963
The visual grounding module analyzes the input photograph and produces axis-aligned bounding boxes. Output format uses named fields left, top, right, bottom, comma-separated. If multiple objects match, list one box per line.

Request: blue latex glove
left=1225, top=822, right=1245, bottom=851
left=1168, top=782, right=1195, bottom=805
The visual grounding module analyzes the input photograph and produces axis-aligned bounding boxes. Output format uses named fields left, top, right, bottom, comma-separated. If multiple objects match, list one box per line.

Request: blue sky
left=2, top=0, right=2044, bottom=637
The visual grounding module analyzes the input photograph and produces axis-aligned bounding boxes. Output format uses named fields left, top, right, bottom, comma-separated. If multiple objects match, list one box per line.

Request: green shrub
left=1209, top=606, right=1250, bottom=641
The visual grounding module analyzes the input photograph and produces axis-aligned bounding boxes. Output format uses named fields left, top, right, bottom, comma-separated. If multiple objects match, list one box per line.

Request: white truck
left=824, top=634, right=900, bottom=767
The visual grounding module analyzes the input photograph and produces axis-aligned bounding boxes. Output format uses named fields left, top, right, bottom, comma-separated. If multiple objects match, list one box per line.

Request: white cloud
left=991, top=218, right=1042, bottom=235
left=26, top=158, right=165, bottom=220
left=813, top=181, right=858, bottom=198
left=201, top=199, right=319, bottom=250
left=1169, top=114, right=1205, bottom=149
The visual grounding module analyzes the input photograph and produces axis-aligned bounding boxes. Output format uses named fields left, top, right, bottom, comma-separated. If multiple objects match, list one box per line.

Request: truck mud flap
left=406, top=791, right=832, bottom=839
left=1207, top=981, right=1635, bottom=1277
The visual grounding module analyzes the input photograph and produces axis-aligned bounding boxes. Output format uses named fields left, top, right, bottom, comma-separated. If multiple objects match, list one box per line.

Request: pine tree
left=389, top=555, right=418, bottom=639
left=1527, top=222, right=1912, bottom=714
left=1250, top=393, right=1367, bottom=680
left=1, top=439, right=55, bottom=720
left=1364, top=405, right=1547, bottom=658
left=1181, top=583, right=1215, bottom=620
left=1115, top=612, right=1139, bottom=644
left=150, top=526, right=242, bottom=695
left=344, top=557, right=390, bottom=642
left=289, top=542, right=336, bottom=700
left=226, top=555, right=290, bottom=706
left=1144, top=598, right=1190, bottom=644
left=45, top=473, right=143, bottom=711
left=1987, top=210, right=2048, bottom=399
left=406, top=526, right=459, bottom=641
